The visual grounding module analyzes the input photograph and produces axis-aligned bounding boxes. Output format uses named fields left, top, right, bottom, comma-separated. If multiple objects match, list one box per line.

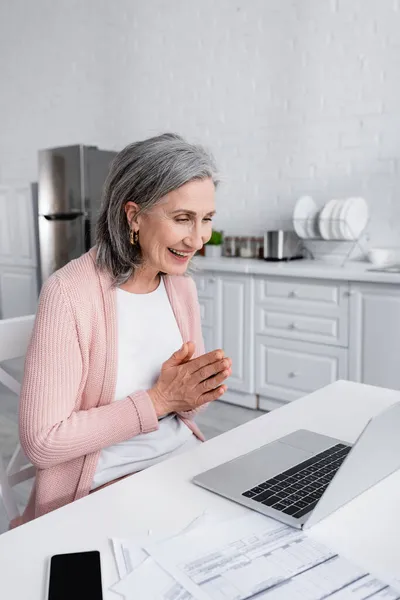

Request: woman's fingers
left=192, top=358, right=231, bottom=385
left=164, top=341, right=196, bottom=368
left=198, top=368, right=231, bottom=393
left=155, top=346, right=231, bottom=413
left=187, top=349, right=225, bottom=374
left=199, top=385, right=228, bottom=404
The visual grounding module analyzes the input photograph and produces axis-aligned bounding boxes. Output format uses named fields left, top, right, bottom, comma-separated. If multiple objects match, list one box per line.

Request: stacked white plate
left=318, top=197, right=368, bottom=241
left=293, top=196, right=320, bottom=239
left=293, top=196, right=368, bottom=241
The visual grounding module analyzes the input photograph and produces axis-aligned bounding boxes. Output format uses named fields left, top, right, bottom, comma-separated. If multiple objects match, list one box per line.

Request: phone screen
left=48, top=551, right=103, bottom=600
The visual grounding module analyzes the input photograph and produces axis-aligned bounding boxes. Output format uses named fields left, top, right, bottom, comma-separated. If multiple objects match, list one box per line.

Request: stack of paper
left=111, top=513, right=216, bottom=599
left=110, top=512, right=400, bottom=600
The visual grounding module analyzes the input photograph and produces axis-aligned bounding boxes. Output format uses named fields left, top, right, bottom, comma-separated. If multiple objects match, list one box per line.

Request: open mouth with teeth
left=168, top=248, right=192, bottom=260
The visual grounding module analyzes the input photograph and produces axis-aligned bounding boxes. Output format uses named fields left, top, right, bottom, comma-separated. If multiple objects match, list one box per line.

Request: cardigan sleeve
left=19, top=276, right=159, bottom=470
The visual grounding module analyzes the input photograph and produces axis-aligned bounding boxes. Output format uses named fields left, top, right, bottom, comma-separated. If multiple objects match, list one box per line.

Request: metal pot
left=263, top=230, right=303, bottom=261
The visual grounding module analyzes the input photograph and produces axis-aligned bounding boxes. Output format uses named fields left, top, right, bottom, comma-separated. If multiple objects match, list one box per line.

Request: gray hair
left=95, top=133, right=219, bottom=285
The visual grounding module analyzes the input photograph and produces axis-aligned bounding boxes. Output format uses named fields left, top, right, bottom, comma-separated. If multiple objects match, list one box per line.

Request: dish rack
left=292, top=216, right=370, bottom=267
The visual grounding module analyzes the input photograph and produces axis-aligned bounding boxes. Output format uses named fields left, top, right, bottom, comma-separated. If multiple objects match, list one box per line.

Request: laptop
left=193, top=400, right=400, bottom=529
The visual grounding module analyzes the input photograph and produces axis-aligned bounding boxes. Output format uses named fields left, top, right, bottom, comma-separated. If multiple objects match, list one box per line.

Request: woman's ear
left=125, top=202, right=140, bottom=229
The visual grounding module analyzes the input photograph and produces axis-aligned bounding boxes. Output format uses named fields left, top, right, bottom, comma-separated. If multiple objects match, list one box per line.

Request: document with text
left=144, top=512, right=399, bottom=600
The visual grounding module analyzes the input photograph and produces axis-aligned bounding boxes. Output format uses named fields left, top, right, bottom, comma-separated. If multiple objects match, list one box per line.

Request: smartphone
left=47, top=551, right=103, bottom=600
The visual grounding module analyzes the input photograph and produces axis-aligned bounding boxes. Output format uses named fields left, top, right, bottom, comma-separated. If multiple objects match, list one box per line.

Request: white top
left=2, top=381, right=400, bottom=599
left=91, top=278, right=195, bottom=489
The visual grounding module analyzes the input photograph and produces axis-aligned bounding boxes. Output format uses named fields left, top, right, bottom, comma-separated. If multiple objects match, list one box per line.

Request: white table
left=1, top=380, right=400, bottom=598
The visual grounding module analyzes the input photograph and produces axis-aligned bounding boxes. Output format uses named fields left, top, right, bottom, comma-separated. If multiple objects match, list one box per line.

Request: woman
left=17, top=133, right=232, bottom=524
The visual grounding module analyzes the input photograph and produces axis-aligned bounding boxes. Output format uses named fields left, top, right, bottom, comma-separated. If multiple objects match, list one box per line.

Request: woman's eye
left=175, top=217, right=213, bottom=223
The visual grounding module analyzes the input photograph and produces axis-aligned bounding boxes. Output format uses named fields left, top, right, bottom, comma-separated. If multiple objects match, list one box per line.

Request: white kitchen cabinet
left=256, top=277, right=345, bottom=307
left=193, top=271, right=257, bottom=408
left=0, top=265, right=38, bottom=318
left=215, top=274, right=254, bottom=396
left=193, top=272, right=218, bottom=354
left=201, top=325, right=215, bottom=353
left=197, top=296, right=215, bottom=328
left=255, top=307, right=343, bottom=346
left=191, top=271, right=217, bottom=298
left=194, top=259, right=400, bottom=412
left=255, top=277, right=349, bottom=347
left=349, top=283, right=400, bottom=391
left=256, top=335, right=347, bottom=409
left=0, top=185, right=37, bottom=268
left=0, top=185, right=38, bottom=318
left=254, top=274, right=349, bottom=409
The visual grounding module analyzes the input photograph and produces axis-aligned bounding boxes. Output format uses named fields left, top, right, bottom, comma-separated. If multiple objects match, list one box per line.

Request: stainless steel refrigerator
left=37, top=145, right=116, bottom=285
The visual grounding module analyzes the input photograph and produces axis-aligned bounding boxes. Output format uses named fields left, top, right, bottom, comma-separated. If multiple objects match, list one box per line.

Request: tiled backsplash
left=0, top=1, right=399, bottom=246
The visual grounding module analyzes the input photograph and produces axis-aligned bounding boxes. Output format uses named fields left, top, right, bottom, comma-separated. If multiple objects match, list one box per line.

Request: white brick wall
left=1, top=0, right=400, bottom=245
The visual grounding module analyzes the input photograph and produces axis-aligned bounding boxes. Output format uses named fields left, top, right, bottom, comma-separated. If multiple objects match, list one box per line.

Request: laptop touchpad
left=204, top=441, right=313, bottom=496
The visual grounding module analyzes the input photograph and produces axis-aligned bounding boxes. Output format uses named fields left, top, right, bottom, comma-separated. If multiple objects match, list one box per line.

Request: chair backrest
left=0, top=315, right=36, bottom=525
left=0, top=315, right=35, bottom=394
left=0, top=315, right=35, bottom=361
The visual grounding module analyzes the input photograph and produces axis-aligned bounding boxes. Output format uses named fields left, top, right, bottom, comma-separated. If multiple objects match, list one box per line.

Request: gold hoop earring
left=130, top=230, right=139, bottom=246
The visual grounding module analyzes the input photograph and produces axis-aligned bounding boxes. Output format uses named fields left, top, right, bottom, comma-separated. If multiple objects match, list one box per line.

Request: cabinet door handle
left=288, top=371, right=300, bottom=378
left=208, top=277, right=216, bottom=284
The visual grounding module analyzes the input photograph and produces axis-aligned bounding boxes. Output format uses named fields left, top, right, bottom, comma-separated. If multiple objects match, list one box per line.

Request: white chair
left=0, top=315, right=36, bottom=523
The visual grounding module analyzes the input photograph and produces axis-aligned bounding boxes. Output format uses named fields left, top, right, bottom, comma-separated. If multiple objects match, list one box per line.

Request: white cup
left=367, top=248, right=396, bottom=267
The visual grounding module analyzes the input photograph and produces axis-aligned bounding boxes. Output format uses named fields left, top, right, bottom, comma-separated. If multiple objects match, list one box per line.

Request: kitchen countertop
left=193, top=256, right=400, bottom=285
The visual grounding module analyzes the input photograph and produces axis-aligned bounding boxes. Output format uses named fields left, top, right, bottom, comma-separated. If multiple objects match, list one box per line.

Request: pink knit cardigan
left=18, top=249, right=205, bottom=524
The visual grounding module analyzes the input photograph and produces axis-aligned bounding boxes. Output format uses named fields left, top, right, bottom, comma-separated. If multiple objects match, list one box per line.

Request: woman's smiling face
left=126, top=178, right=216, bottom=276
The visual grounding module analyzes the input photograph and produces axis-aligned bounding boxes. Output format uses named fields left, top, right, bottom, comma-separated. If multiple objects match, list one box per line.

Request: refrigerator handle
left=43, top=213, right=84, bottom=221
left=84, top=216, right=92, bottom=250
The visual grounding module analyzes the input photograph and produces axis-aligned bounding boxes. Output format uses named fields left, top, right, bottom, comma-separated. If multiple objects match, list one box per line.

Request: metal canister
left=239, top=237, right=254, bottom=258
left=223, top=236, right=237, bottom=257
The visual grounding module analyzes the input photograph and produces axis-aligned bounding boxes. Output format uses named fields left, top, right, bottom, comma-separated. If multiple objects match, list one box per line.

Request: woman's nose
left=184, top=230, right=204, bottom=250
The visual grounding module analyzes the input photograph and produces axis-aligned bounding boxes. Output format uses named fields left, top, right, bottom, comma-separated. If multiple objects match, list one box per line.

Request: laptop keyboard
left=242, top=443, right=351, bottom=519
